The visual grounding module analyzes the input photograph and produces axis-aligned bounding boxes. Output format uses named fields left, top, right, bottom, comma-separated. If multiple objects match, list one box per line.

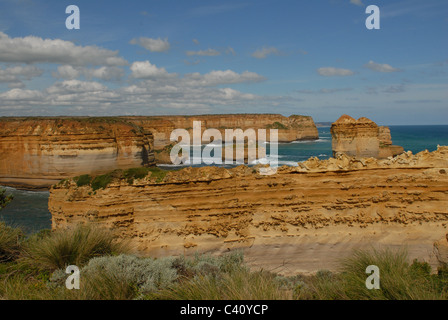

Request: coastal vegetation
left=70, top=166, right=171, bottom=191
left=0, top=188, right=13, bottom=210
left=0, top=222, right=447, bottom=300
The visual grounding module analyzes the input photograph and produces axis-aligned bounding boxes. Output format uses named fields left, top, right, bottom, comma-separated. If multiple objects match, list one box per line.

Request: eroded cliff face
left=49, top=146, right=448, bottom=274
left=125, top=114, right=319, bottom=150
left=331, top=115, right=404, bottom=159
left=0, top=118, right=154, bottom=189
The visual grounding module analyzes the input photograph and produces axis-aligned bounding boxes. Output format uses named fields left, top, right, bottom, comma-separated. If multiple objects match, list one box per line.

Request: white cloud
left=184, top=70, right=266, bottom=86
left=317, top=67, right=355, bottom=77
left=251, top=47, right=280, bottom=59
left=186, top=49, right=221, bottom=56
left=365, top=60, right=401, bottom=73
left=46, top=80, right=108, bottom=95
left=298, top=88, right=353, bottom=94
left=350, top=0, right=364, bottom=6
left=0, top=65, right=43, bottom=87
left=53, top=65, right=125, bottom=81
left=0, top=88, right=44, bottom=101
left=130, top=60, right=174, bottom=79
left=0, top=32, right=127, bottom=66
left=130, top=37, right=170, bottom=52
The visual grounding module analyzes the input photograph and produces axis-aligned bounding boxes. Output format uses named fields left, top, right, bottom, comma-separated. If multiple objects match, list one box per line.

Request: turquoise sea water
left=1, top=125, right=448, bottom=234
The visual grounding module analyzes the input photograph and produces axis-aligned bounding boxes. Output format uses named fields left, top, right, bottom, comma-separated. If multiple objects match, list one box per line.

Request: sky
left=0, top=0, right=446, bottom=125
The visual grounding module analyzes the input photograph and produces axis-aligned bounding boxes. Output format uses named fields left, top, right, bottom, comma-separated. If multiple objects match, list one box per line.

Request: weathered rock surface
left=49, top=146, right=448, bottom=274
left=0, top=118, right=154, bottom=189
left=331, top=115, right=404, bottom=159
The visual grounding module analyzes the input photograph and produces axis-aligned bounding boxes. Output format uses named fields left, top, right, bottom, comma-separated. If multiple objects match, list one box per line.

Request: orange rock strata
left=331, top=115, right=404, bottom=159
left=124, top=114, right=319, bottom=150
left=0, top=118, right=154, bottom=189
left=49, top=146, right=448, bottom=274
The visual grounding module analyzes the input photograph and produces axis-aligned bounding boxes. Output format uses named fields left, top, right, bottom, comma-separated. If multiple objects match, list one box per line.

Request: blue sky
left=0, top=0, right=446, bottom=124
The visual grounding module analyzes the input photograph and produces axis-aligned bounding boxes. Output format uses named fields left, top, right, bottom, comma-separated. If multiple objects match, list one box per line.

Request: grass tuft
left=18, top=223, right=131, bottom=273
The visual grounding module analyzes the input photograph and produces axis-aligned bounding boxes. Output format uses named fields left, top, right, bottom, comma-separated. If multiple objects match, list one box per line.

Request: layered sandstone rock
left=49, top=146, right=448, bottom=274
left=125, top=114, right=319, bottom=150
left=331, top=115, right=404, bottom=159
left=0, top=118, right=154, bottom=189
left=0, top=114, right=318, bottom=187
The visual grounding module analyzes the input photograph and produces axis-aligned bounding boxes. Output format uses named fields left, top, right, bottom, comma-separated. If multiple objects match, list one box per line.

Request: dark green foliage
left=266, top=121, right=288, bottom=130
left=148, top=167, right=168, bottom=183
left=0, top=223, right=24, bottom=262
left=0, top=188, right=13, bottom=210
left=91, top=173, right=113, bottom=191
left=75, top=174, right=92, bottom=187
left=123, top=167, right=151, bottom=184
left=18, top=223, right=131, bottom=272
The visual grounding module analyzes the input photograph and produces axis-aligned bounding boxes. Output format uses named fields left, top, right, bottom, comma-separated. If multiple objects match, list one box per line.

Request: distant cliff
left=0, top=114, right=318, bottom=188
left=124, top=114, right=319, bottom=150
left=0, top=118, right=154, bottom=189
left=49, top=146, right=448, bottom=274
left=331, top=115, right=404, bottom=159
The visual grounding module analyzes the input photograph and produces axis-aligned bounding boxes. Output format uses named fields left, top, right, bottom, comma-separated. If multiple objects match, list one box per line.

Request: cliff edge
left=49, top=146, right=448, bottom=274
left=0, top=118, right=154, bottom=189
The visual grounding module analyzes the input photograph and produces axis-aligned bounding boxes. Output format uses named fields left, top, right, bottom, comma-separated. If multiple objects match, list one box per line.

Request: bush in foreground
left=297, top=247, right=447, bottom=300
left=2, top=223, right=448, bottom=300
left=0, top=222, right=24, bottom=262
left=19, top=223, right=131, bottom=273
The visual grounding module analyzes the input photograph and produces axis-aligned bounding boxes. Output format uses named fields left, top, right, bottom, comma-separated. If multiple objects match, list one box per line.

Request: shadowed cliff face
left=331, top=115, right=404, bottom=159
left=0, top=118, right=155, bottom=189
left=49, top=146, right=448, bottom=275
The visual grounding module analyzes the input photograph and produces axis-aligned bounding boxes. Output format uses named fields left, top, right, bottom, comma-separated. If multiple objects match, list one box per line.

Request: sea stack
left=331, top=115, right=404, bottom=159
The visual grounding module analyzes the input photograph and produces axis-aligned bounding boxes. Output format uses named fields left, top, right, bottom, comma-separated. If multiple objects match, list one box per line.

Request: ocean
left=1, top=125, right=448, bottom=234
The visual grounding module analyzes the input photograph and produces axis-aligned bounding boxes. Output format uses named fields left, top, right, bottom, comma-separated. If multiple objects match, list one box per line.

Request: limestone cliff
left=125, top=114, right=319, bottom=150
left=331, top=115, right=404, bottom=159
left=49, top=146, right=448, bottom=274
left=0, top=118, right=154, bottom=189
left=0, top=114, right=318, bottom=187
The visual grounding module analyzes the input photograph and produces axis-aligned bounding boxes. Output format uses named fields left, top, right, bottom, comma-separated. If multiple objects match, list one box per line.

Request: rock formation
left=0, top=118, right=154, bottom=189
left=124, top=114, right=319, bottom=150
left=0, top=114, right=318, bottom=187
left=331, top=115, right=404, bottom=159
left=49, top=146, right=448, bottom=274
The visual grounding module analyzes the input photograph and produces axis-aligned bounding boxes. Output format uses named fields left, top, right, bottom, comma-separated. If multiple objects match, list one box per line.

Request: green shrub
left=123, top=167, right=151, bottom=184
left=75, top=174, right=92, bottom=187
left=19, top=223, right=131, bottom=272
left=78, top=254, right=178, bottom=299
left=91, top=173, right=113, bottom=191
left=0, top=222, right=24, bottom=262
left=148, top=167, right=168, bottom=183
left=266, top=122, right=288, bottom=130
left=156, top=267, right=288, bottom=300
left=0, top=188, right=13, bottom=209
left=297, top=248, right=446, bottom=300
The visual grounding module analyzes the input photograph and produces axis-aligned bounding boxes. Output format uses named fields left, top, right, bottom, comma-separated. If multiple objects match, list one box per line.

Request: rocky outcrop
left=434, top=234, right=448, bottom=270
left=331, top=115, right=404, bottom=159
left=125, top=114, right=319, bottom=150
left=49, top=146, right=448, bottom=274
left=0, top=118, right=154, bottom=189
